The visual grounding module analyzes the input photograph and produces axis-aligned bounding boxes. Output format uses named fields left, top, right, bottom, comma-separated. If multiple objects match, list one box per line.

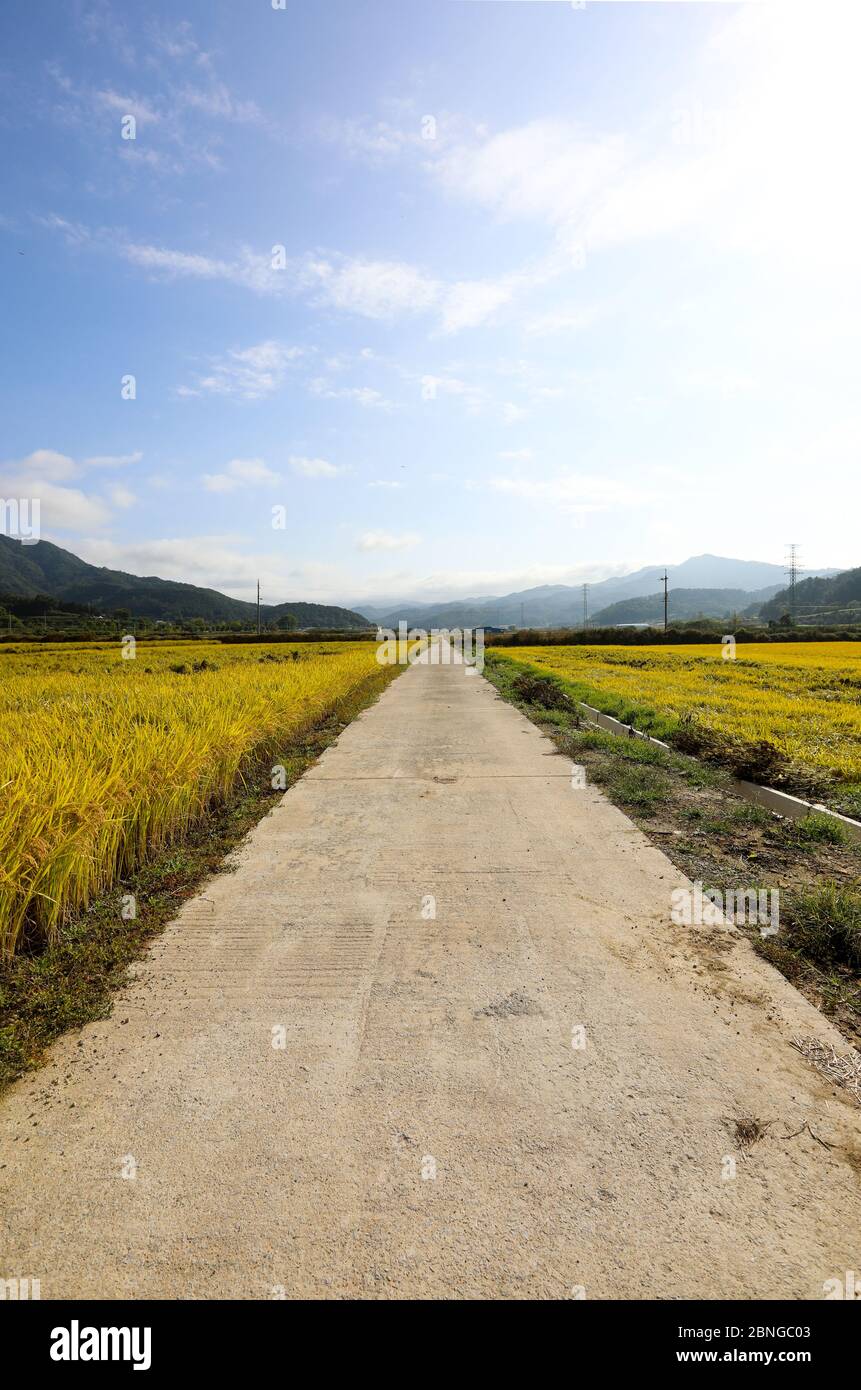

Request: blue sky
left=1, top=0, right=859, bottom=606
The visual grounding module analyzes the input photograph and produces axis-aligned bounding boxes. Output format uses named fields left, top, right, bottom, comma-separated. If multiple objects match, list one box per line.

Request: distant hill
left=0, top=535, right=369, bottom=628
left=265, top=600, right=370, bottom=630
left=592, top=585, right=784, bottom=627
left=367, top=556, right=840, bottom=630
left=758, top=565, right=861, bottom=623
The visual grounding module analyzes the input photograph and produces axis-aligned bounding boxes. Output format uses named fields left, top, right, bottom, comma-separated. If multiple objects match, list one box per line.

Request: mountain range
left=590, top=585, right=784, bottom=627
left=758, top=565, right=861, bottom=623
left=362, top=556, right=842, bottom=629
left=0, top=535, right=368, bottom=629
left=0, top=537, right=850, bottom=631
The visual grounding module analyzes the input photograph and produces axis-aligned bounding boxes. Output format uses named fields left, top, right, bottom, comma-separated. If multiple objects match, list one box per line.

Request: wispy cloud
left=524, top=306, right=608, bottom=337
left=178, top=341, right=305, bottom=400
left=201, top=458, right=279, bottom=493
left=356, top=530, right=421, bottom=552
left=5, top=447, right=143, bottom=482
left=307, top=379, right=395, bottom=411
left=47, top=17, right=275, bottom=176
left=289, top=456, right=345, bottom=479
left=45, top=219, right=531, bottom=334
left=488, top=472, right=659, bottom=518
left=309, top=255, right=440, bottom=319
left=84, top=451, right=143, bottom=469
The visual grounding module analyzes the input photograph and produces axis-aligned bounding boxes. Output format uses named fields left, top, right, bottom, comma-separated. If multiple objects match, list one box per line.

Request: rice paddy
left=491, top=642, right=861, bottom=791
left=0, top=639, right=388, bottom=957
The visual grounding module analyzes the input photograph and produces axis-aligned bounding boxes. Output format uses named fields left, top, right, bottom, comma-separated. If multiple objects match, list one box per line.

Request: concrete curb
left=575, top=701, right=861, bottom=844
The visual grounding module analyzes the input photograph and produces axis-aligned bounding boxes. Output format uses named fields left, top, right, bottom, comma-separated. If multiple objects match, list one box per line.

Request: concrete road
left=2, top=657, right=859, bottom=1299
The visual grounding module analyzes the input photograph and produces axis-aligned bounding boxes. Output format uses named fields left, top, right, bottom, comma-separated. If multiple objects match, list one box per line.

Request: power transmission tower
left=660, top=570, right=669, bottom=632
left=582, top=583, right=589, bottom=631
left=256, top=579, right=261, bottom=636
left=520, top=601, right=525, bottom=628
left=785, top=544, right=802, bottom=618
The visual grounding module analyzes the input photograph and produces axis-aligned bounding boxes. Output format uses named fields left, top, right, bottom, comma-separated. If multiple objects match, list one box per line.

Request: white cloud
left=316, top=115, right=422, bottom=162
left=438, top=278, right=515, bottom=333
left=356, top=530, right=421, bottom=552
left=0, top=474, right=110, bottom=531
left=202, top=458, right=279, bottom=492
left=434, top=120, right=625, bottom=228
left=502, top=403, right=527, bottom=426
left=16, top=449, right=78, bottom=481
left=316, top=110, right=484, bottom=165
left=48, top=28, right=272, bottom=175
left=36, top=214, right=95, bottom=249
left=498, top=449, right=534, bottom=462
left=118, top=240, right=448, bottom=324
left=0, top=449, right=146, bottom=530
left=488, top=472, right=657, bottom=518
left=73, top=534, right=272, bottom=598
left=95, top=87, right=162, bottom=125
left=367, top=480, right=404, bottom=489
left=427, top=7, right=861, bottom=278
left=673, top=369, right=758, bottom=400
left=525, top=306, right=606, bottom=337
left=307, top=379, right=395, bottom=411
left=84, top=451, right=143, bottom=469
left=414, top=373, right=486, bottom=411
left=179, top=340, right=305, bottom=400
left=124, top=242, right=243, bottom=282
left=33, top=482, right=112, bottom=530
left=109, top=485, right=137, bottom=508
left=149, top=19, right=203, bottom=63
left=428, top=116, right=703, bottom=260
left=52, top=221, right=539, bottom=335
left=289, top=456, right=345, bottom=479
left=178, top=81, right=264, bottom=128
left=309, top=256, right=440, bottom=319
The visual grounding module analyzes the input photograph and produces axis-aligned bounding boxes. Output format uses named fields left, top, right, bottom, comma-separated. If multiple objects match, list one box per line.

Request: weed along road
left=1, top=655, right=860, bottom=1300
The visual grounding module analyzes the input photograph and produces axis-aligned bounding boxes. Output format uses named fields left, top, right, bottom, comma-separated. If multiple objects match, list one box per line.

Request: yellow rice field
left=0, top=639, right=386, bottom=957
left=492, top=642, right=861, bottom=784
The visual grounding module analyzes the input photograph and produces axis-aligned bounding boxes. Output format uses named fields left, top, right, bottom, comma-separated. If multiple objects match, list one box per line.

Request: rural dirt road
left=2, top=655, right=860, bottom=1299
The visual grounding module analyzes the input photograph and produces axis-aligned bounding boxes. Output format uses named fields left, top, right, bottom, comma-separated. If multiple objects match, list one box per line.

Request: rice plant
left=0, top=640, right=385, bottom=956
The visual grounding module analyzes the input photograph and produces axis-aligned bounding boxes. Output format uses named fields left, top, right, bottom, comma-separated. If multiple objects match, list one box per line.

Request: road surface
left=2, top=655, right=859, bottom=1298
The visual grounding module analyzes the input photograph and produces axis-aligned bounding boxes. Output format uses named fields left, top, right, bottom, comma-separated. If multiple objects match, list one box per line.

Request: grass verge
left=0, top=664, right=399, bottom=1092
left=484, top=652, right=861, bottom=1046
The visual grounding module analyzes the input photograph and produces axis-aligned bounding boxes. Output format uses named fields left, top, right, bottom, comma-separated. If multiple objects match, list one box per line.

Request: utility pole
left=785, top=544, right=801, bottom=619
left=661, top=570, right=669, bottom=632
left=582, top=583, right=589, bottom=631
left=256, top=580, right=261, bottom=636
